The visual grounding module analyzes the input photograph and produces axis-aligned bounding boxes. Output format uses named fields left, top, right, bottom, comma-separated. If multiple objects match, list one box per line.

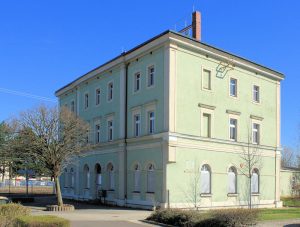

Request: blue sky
left=0, top=1, right=299, bottom=149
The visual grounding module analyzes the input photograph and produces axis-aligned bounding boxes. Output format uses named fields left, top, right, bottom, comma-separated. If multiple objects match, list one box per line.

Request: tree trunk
left=249, top=177, right=252, bottom=209
left=54, top=176, right=63, bottom=206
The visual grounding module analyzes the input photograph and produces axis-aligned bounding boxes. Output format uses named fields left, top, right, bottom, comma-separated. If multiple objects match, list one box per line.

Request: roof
left=55, top=30, right=284, bottom=96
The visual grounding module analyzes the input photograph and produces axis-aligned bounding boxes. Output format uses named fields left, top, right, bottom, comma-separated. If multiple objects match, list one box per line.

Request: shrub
left=16, top=215, right=70, bottom=227
left=196, top=208, right=259, bottom=227
left=0, top=203, right=30, bottom=227
left=147, top=209, right=207, bottom=227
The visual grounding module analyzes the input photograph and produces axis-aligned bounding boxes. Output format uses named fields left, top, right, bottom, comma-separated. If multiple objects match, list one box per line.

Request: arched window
left=83, top=164, right=90, bottom=189
left=107, top=163, right=114, bottom=190
left=251, top=168, right=259, bottom=193
left=201, top=164, right=211, bottom=194
left=70, top=168, right=75, bottom=188
left=134, top=164, right=141, bottom=192
left=95, top=163, right=102, bottom=185
left=64, top=169, right=68, bottom=188
left=228, top=166, right=237, bottom=194
left=147, top=164, right=155, bottom=193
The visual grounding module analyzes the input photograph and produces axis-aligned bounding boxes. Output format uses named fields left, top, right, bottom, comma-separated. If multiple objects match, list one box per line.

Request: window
left=134, top=164, right=141, bottom=192
left=71, top=101, right=75, bottom=113
left=95, top=124, right=100, bottom=143
left=229, top=118, right=237, bottom=141
left=64, top=169, right=68, bottom=188
left=228, top=167, right=237, bottom=194
left=108, top=82, right=113, bottom=101
left=201, top=164, right=211, bottom=194
left=107, top=163, right=114, bottom=190
left=147, top=66, right=155, bottom=87
left=147, top=164, right=155, bottom=193
left=251, top=168, right=259, bottom=194
left=86, top=129, right=89, bottom=143
left=95, top=164, right=102, bottom=185
left=253, top=85, right=260, bottom=103
left=202, top=113, right=211, bottom=138
left=134, top=114, right=141, bottom=137
left=108, top=120, right=113, bottom=141
left=84, top=93, right=89, bottom=109
left=83, top=165, right=90, bottom=189
left=230, top=78, right=237, bottom=97
left=203, top=69, right=211, bottom=90
left=149, top=111, right=155, bottom=134
left=70, top=168, right=75, bottom=188
left=134, top=73, right=141, bottom=92
left=96, top=88, right=101, bottom=105
left=252, top=123, right=260, bottom=144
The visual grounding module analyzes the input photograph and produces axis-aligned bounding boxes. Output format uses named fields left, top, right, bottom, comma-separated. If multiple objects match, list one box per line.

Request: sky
left=0, top=0, right=299, bottom=149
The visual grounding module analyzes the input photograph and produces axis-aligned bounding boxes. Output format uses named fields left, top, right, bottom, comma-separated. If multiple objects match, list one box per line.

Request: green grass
left=282, top=197, right=300, bottom=207
left=16, top=215, right=70, bottom=227
left=259, top=208, right=300, bottom=221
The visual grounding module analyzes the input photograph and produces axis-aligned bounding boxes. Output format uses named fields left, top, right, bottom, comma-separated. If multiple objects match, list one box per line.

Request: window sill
left=200, top=193, right=212, bottom=197
left=227, top=193, right=238, bottom=197
left=251, top=193, right=260, bottom=196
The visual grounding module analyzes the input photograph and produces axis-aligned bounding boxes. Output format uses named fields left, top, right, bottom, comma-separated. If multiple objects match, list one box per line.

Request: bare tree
left=15, top=105, right=89, bottom=206
left=281, top=146, right=295, bottom=168
left=235, top=132, right=262, bottom=209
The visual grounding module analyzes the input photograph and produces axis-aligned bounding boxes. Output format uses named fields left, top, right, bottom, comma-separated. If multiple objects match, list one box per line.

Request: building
left=56, top=11, right=288, bottom=209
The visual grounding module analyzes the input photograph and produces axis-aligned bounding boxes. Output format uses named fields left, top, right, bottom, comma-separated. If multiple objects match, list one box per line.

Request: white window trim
left=145, top=103, right=156, bottom=135
left=201, top=66, right=214, bottom=92
left=95, top=87, right=101, bottom=106
left=228, top=114, right=239, bottom=142
left=251, top=118, right=262, bottom=145
left=84, top=92, right=89, bottom=110
left=94, top=119, right=101, bottom=144
left=252, top=84, right=261, bottom=105
left=133, top=71, right=141, bottom=94
left=146, top=64, right=155, bottom=89
left=200, top=107, right=214, bottom=138
left=106, top=115, right=114, bottom=141
left=70, top=99, right=75, bottom=113
left=228, top=77, right=238, bottom=99
left=107, top=81, right=114, bottom=103
left=131, top=107, right=142, bottom=137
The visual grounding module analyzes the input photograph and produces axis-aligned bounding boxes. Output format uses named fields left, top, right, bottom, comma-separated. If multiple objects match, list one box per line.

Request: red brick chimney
left=192, top=11, right=201, bottom=41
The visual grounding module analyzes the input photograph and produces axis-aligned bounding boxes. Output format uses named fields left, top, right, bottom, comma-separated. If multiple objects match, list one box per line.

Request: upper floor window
left=230, top=78, right=237, bottom=97
left=108, top=120, right=113, bottom=141
left=147, top=66, right=155, bottom=87
left=202, top=69, right=211, bottom=90
left=134, top=73, right=141, bottom=92
left=149, top=111, right=155, bottom=134
left=96, top=88, right=101, bottom=105
left=252, top=123, right=260, bottom=144
left=95, top=124, right=100, bottom=143
left=134, top=114, right=141, bottom=137
left=84, top=93, right=89, bottom=109
left=229, top=118, right=237, bottom=141
left=202, top=113, right=211, bottom=138
left=108, top=82, right=113, bottom=101
left=253, top=85, right=260, bottom=103
left=71, top=101, right=75, bottom=113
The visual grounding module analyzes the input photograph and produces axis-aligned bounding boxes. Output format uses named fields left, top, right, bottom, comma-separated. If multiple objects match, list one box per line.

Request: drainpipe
left=124, top=62, right=130, bottom=205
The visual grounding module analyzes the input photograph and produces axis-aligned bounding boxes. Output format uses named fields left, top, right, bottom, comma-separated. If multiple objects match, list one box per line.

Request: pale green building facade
left=56, top=25, right=289, bottom=209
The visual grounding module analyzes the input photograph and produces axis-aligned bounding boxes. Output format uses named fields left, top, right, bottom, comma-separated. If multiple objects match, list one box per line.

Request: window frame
left=202, top=67, right=212, bottom=91
left=148, top=111, right=155, bottom=134
left=147, top=163, right=155, bottom=193
left=70, top=100, right=75, bottom=113
left=134, top=114, right=141, bottom=137
left=147, top=65, right=155, bottom=88
left=107, top=120, right=113, bottom=141
left=251, top=168, right=260, bottom=194
left=253, top=85, right=260, bottom=103
left=228, top=166, right=237, bottom=194
left=134, top=72, right=141, bottom=93
left=95, top=123, right=101, bottom=144
left=229, top=78, right=238, bottom=98
left=84, top=93, right=89, bottom=109
left=229, top=118, right=238, bottom=141
left=95, top=88, right=101, bottom=106
left=107, top=81, right=114, bottom=102
left=200, top=164, right=212, bottom=195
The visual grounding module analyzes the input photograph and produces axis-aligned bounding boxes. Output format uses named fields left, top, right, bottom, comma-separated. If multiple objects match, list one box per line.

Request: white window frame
left=134, top=72, right=141, bottom=93
left=201, top=67, right=213, bottom=91
left=253, top=85, right=260, bottom=103
left=107, top=81, right=114, bottom=102
left=147, top=163, right=155, bottom=193
left=107, top=163, right=115, bottom=190
left=228, top=166, right=237, bottom=194
left=229, top=118, right=238, bottom=141
left=147, top=65, right=155, bottom=88
left=251, top=168, right=259, bottom=194
left=95, top=88, right=101, bottom=106
left=134, top=114, right=141, bottom=137
left=84, top=165, right=90, bottom=189
left=148, top=111, right=155, bottom=134
left=200, top=164, right=211, bottom=194
left=144, top=101, right=156, bottom=135
left=133, top=164, right=141, bottom=192
left=229, top=77, right=238, bottom=98
left=95, top=123, right=101, bottom=144
left=252, top=122, right=261, bottom=144
left=70, top=100, right=75, bottom=113
left=199, top=106, right=215, bottom=138
left=107, top=120, right=113, bottom=141
left=84, top=93, right=89, bottom=109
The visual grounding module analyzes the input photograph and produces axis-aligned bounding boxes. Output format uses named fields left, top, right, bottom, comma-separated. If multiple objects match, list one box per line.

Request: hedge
left=0, top=203, right=30, bottom=227
left=16, top=215, right=70, bottom=227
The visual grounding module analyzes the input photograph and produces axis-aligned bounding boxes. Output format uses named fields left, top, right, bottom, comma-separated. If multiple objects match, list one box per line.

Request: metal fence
left=0, top=180, right=55, bottom=195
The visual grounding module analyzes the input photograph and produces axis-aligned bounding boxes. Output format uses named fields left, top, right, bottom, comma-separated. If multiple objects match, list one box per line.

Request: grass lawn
left=282, top=197, right=300, bottom=207
left=259, top=208, right=300, bottom=221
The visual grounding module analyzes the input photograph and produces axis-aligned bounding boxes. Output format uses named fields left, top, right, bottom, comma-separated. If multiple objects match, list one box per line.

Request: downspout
left=124, top=62, right=130, bottom=204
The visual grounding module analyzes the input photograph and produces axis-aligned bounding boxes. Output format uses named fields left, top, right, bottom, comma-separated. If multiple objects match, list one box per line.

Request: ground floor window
left=201, top=164, right=211, bottom=194
left=147, top=164, right=155, bottom=193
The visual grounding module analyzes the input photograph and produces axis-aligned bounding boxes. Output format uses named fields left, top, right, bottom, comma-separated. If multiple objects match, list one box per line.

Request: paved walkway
left=258, top=219, right=300, bottom=227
